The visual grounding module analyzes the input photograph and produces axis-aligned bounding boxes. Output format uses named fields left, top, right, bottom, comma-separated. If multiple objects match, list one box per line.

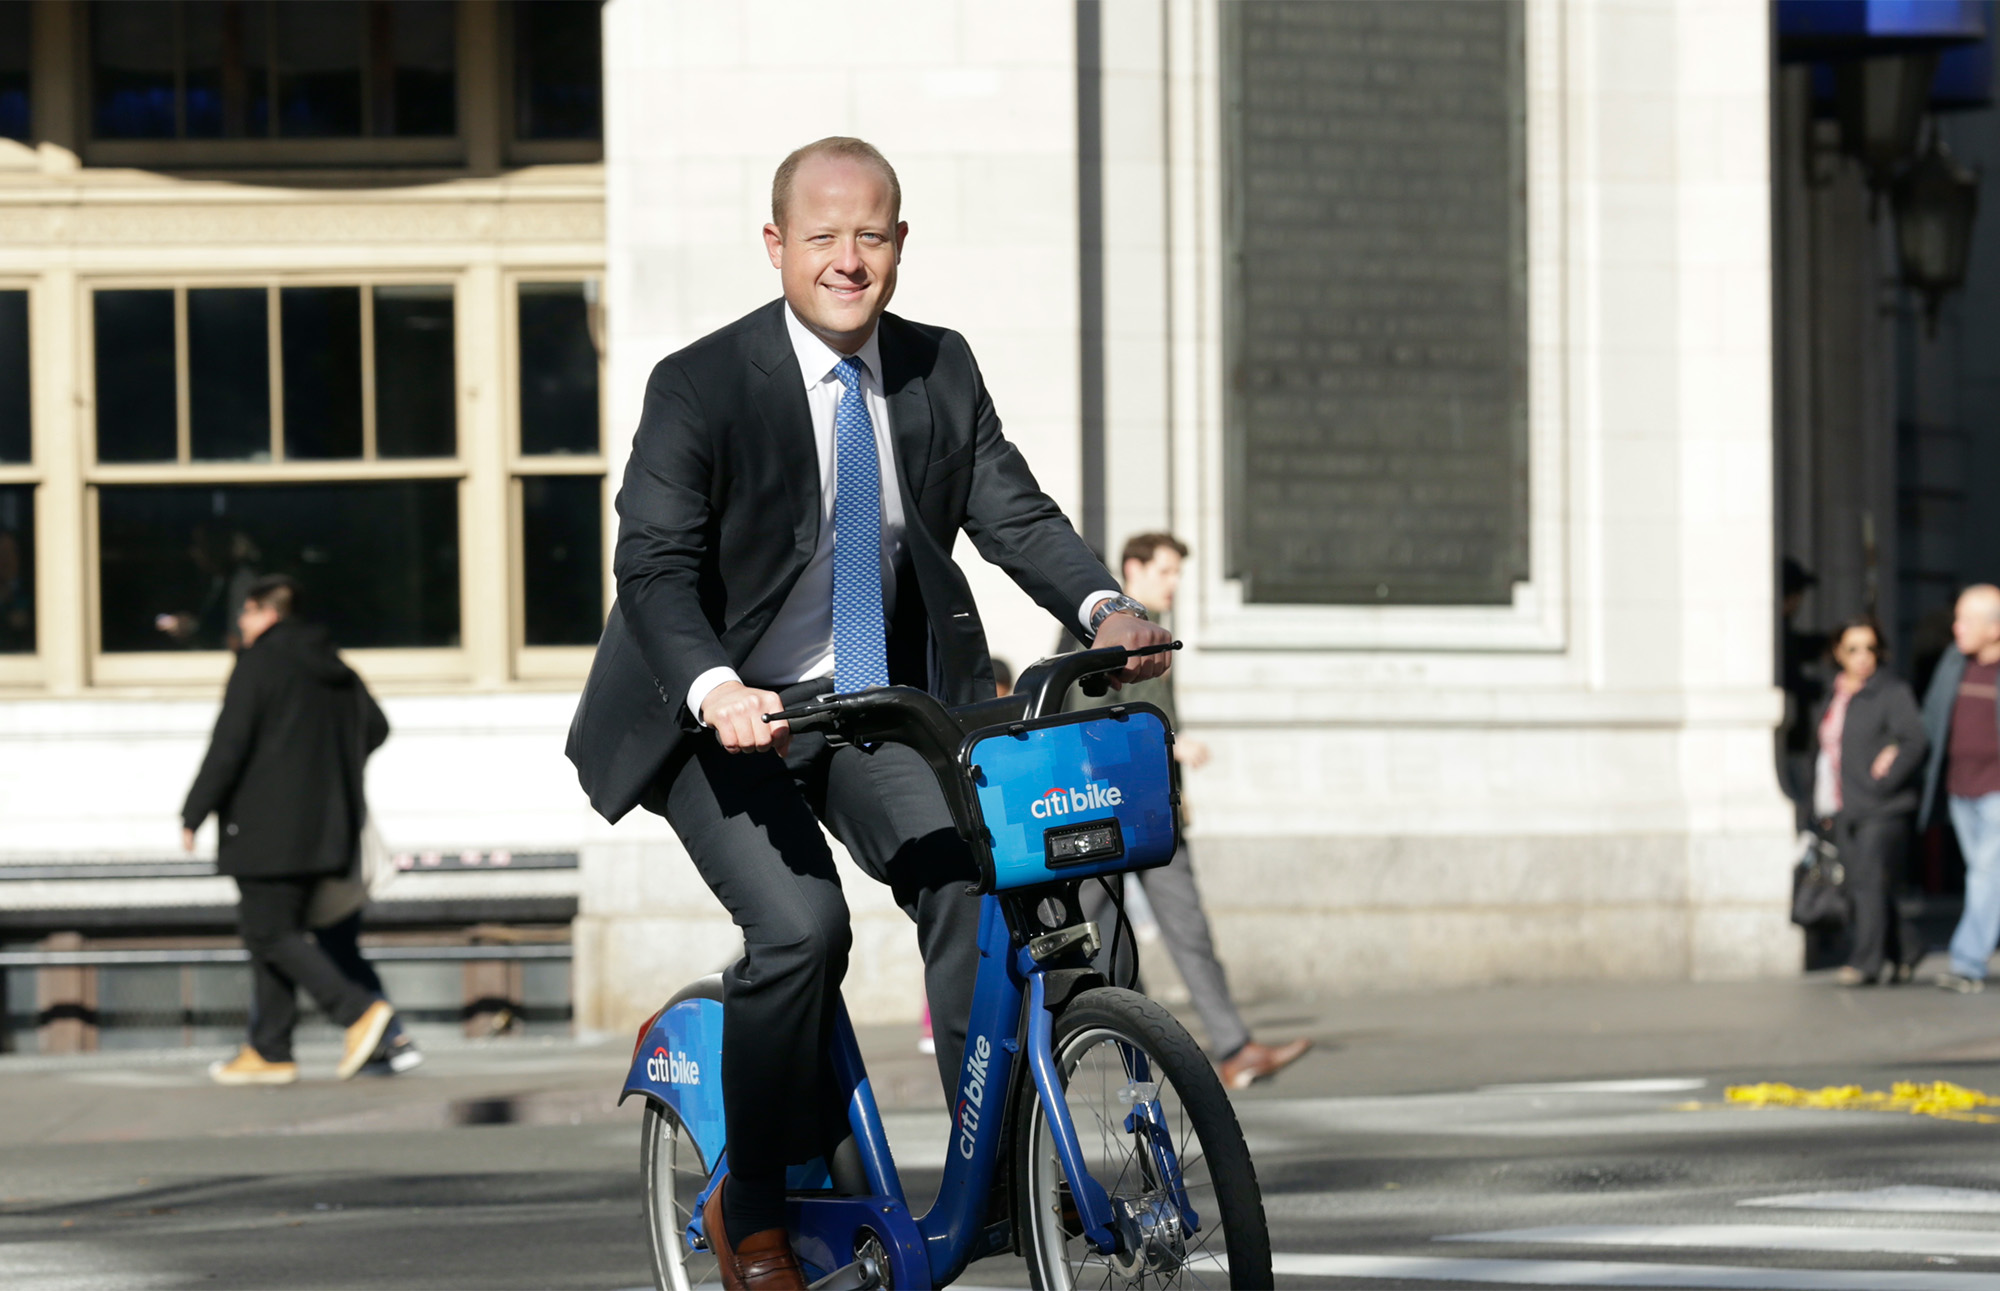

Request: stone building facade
left=0, top=0, right=1798, bottom=1043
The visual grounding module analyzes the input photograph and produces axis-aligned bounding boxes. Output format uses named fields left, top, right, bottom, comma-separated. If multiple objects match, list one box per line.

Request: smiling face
left=763, top=154, right=906, bottom=353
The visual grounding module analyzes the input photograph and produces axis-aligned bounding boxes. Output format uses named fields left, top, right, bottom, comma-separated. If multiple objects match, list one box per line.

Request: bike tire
left=1016, top=986, right=1272, bottom=1290
left=640, top=1100, right=721, bottom=1291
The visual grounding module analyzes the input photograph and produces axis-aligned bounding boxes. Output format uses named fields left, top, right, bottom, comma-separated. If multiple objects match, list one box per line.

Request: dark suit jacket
left=182, top=618, right=390, bottom=879
left=566, top=299, right=1114, bottom=822
left=1811, top=670, right=1928, bottom=824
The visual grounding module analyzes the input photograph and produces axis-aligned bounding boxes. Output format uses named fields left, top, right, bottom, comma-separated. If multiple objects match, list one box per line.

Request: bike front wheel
left=1017, top=986, right=1272, bottom=1290
left=640, top=1100, right=721, bottom=1291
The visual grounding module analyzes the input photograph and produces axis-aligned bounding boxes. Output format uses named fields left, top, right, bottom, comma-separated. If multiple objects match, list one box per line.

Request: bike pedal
left=806, top=1255, right=882, bottom=1291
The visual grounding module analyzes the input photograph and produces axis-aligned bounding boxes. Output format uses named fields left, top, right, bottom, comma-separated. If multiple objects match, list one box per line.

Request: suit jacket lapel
left=878, top=316, right=934, bottom=513
left=747, top=302, right=820, bottom=555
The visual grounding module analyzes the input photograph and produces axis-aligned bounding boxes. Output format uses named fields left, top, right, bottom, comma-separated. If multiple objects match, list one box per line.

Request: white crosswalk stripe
left=1274, top=1253, right=2000, bottom=1289
left=1271, top=1213, right=2000, bottom=1287
left=1444, top=1224, right=2000, bottom=1259
left=1741, top=1187, right=2000, bottom=1215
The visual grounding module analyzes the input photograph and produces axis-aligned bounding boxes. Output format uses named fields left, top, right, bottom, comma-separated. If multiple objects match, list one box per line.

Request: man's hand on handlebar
left=1093, top=611, right=1174, bottom=687
left=702, top=681, right=791, bottom=756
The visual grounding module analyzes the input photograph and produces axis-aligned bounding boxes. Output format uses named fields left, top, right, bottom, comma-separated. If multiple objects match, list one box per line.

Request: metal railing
left=0, top=944, right=572, bottom=968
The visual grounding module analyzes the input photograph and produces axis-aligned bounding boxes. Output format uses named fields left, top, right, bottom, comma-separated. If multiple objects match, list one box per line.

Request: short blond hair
left=771, top=137, right=902, bottom=232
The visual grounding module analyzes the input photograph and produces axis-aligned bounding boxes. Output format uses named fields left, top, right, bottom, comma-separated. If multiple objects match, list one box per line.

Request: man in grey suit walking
left=1072, top=533, right=1311, bottom=1089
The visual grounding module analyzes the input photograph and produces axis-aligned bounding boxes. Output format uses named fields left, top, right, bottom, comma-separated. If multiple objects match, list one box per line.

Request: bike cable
left=1096, top=874, right=1140, bottom=990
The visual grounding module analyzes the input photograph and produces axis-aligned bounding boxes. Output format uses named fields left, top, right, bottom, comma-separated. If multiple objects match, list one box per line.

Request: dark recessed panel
left=1223, top=1, right=1529, bottom=605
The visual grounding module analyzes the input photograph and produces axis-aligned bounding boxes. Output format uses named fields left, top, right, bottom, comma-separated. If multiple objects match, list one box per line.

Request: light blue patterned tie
left=831, top=356, right=890, bottom=691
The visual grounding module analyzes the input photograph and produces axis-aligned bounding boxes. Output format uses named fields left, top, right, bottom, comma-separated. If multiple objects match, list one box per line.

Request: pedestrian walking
left=1809, top=615, right=1927, bottom=986
left=181, top=575, right=396, bottom=1083
left=1070, top=532, right=1312, bottom=1090
left=1920, top=584, right=2000, bottom=993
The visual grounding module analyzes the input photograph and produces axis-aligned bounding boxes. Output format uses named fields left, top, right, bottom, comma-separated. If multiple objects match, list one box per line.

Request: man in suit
left=567, top=137, right=1169, bottom=1289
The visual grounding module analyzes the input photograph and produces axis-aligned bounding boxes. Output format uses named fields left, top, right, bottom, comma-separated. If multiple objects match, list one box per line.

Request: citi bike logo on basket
left=954, top=1034, right=993, bottom=1160
left=1028, top=782, right=1124, bottom=819
left=646, top=1047, right=701, bottom=1086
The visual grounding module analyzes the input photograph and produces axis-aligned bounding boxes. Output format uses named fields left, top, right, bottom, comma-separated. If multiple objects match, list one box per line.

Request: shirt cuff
left=687, top=667, right=742, bottom=727
left=1079, top=591, right=1123, bottom=637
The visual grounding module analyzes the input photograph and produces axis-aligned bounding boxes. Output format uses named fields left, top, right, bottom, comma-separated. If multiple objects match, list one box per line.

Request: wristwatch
left=1089, top=594, right=1150, bottom=640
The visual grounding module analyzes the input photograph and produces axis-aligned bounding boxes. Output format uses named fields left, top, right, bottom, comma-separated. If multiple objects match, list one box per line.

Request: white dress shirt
left=688, top=305, right=1118, bottom=723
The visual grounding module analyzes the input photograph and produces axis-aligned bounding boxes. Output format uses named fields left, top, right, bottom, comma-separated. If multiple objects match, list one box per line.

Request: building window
left=0, top=289, right=26, bottom=464
left=0, top=485, right=31, bottom=654
left=520, top=474, right=600, bottom=646
left=0, top=287, right=30, bottom=659
left=518, top=281, right=598, bottom=457
left=375, top=286, right=457, bottom=458
left=91, top=283, right=456, bottom=466
left=189, top=287, right=271, bottom=461
left=512, top=0, right=599, bottom=142
left=99, top=481, right=459, bottom=652
left=0, top=1, right=28, bottom=142
left=513, top=279, right=602, bottom=652
left=89, top=0, right=456, bottom=143
left=88, top=281, right=463, bottom=658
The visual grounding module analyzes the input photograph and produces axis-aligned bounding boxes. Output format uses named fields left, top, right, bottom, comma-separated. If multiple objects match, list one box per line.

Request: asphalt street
left=7, top=969, right=2000, bottom=1289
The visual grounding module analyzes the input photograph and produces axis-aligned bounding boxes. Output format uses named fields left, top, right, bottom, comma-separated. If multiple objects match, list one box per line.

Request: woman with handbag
left=1812, top=615, right=1929, bottom=986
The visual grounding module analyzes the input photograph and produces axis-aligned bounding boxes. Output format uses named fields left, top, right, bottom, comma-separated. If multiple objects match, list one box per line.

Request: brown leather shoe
left=1219, top=1037, right=1312, bottom=1091
left=701, top=1176, right=806, bottom=1291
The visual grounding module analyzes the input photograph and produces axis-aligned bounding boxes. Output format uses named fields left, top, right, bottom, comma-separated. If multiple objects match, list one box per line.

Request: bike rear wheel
left=640, top=1100, right=721, bottom=1291
left=1017, top=986, right=1272, bottom=1289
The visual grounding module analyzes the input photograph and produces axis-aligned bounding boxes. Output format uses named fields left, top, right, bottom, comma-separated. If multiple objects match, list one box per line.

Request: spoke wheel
left=641, top=1100, right=721, bottom=1291
left=1017, top=987, right=1271, bottom=1290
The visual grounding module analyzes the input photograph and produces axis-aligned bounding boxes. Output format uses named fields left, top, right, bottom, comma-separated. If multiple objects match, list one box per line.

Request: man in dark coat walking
left=182, top=575, right=395, bottom=1083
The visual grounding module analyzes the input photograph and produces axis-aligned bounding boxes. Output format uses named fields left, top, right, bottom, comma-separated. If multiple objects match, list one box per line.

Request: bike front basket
left=959, top=703, right=1180, bottom=893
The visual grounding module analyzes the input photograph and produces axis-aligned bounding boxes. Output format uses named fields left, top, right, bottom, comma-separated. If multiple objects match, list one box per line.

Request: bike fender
left=622, top=996, right=727, bottom=1173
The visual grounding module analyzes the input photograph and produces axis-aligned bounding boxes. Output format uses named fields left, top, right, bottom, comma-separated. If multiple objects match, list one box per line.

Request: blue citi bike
left=619, top=642, right=1272, bottom=1290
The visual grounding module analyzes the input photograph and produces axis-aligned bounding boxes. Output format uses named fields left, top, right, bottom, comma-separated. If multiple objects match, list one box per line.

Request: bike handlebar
left=764, top=641, right=1179, bottom=730
left=758, top=641, right=1181, bottom=844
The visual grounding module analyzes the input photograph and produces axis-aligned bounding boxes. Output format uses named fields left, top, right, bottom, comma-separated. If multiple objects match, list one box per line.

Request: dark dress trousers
left=183, top=617, right=390, bottom=1060
left=1812, top=671, right=1929, bottom=978
left=567, top=300, right=1114, bottom=1186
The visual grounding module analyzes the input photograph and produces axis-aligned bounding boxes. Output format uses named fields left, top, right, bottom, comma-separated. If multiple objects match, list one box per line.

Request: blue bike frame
left=623, top=891, right=1174, bottom=1288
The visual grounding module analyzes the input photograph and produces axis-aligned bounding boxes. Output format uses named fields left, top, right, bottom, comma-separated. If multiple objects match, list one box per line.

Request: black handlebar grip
left=1079, top=675, right=1110, bottom=698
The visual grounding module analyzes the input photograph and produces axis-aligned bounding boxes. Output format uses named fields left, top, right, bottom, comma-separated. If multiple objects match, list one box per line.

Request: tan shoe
left=338, top=1001, right=396, bottom=1081
left=209, top=1046, right=298, bottom=1086
left=701, top=1175, right=806, bottom=1291
left=1219, top=1037, right=1313, bottom=1091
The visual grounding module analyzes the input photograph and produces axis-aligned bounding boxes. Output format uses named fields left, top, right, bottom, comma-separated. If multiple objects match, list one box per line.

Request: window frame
left=0, top=276, right=40, bottom=685
left=81, top=272, right=475, bottom=687
left=504, top=270, right=605, bottom=680
left=78, top=0, right=469, bottom=169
